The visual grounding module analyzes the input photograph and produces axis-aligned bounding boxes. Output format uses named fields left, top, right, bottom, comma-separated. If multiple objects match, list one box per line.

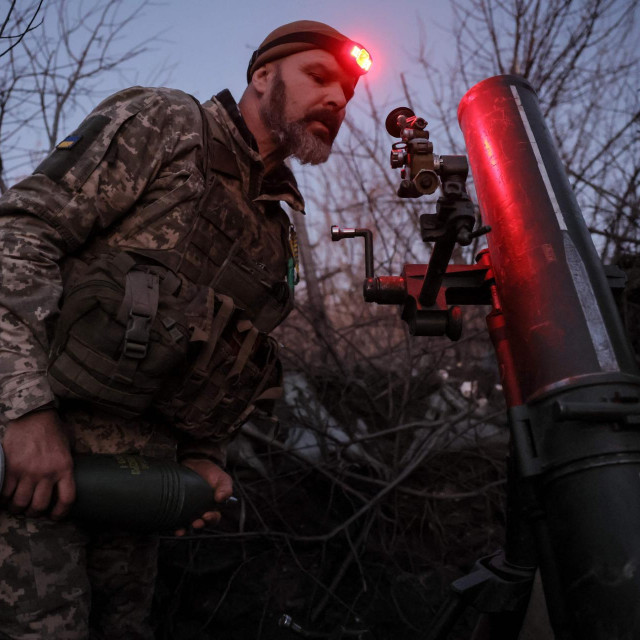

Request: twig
left=343, top=471, right=506, bottom=500
left=0, top=0, right=44, bottom=58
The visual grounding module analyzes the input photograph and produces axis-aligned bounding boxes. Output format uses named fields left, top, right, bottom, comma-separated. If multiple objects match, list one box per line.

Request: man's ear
left=251, top=63, right=275, bottom=96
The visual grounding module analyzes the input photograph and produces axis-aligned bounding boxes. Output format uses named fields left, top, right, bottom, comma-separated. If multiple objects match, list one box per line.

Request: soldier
left=0, top=20, right=372, bottom=639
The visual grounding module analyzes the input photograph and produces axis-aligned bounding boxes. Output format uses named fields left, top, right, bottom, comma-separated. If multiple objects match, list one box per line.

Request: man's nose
left=324, top=83, right=348, bottom=111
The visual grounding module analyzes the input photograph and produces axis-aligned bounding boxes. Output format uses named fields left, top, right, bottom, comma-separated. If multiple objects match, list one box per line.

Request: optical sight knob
left=390, top=147, right=407, bottom=168
left=385, top=107, right=415, bottom=137
left=414, top=169, right=439, bottom=195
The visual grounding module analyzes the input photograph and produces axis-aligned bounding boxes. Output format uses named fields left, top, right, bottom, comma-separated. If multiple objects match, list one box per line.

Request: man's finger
left=50, top=474, right=75, bottom=520
left=1, top=474, right=17, bottom=501
left=213, top=473, right=233, bottom=502
left=27, top=478, right=54, bottom=516
left=181, top=459, right=234, bottom=503
left=9, top=479, right=36, bottom=513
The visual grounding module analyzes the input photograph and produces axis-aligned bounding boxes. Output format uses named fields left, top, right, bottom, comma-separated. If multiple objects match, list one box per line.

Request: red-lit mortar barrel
left=458, top=75, right=636, bottom=399
left=458, top=75, right=640, bottom=638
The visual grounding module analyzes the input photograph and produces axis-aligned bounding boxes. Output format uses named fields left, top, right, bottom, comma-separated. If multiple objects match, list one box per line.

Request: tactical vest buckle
left=123, top=313, right=152, bottom=359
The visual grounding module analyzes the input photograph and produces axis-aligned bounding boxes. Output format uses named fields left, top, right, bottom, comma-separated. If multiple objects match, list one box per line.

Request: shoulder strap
left=194, top=99, right=241, bottom=180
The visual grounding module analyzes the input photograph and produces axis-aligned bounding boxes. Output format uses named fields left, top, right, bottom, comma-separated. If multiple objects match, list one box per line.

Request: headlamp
left=349, top=45, right=372, bottom=72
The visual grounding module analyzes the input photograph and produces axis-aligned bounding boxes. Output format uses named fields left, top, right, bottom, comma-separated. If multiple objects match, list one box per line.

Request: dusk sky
left=13, top=0, right=457, bottom=173
left=132, top=0, right=453, bottom=109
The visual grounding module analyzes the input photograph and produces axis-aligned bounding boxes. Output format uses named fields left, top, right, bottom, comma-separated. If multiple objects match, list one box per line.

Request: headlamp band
left=247, top=32, right=370, bottom=83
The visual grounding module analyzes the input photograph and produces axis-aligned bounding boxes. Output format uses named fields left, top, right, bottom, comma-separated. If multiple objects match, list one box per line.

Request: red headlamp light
left=349, top=44, right=372, bottom=72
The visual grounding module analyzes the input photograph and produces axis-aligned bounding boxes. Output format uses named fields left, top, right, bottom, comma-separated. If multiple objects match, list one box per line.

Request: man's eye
left=309, top=72, right=325, bottom=84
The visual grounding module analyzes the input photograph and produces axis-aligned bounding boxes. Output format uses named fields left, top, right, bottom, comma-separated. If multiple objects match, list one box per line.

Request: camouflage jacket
left=0, top=86, right=304, bottom=463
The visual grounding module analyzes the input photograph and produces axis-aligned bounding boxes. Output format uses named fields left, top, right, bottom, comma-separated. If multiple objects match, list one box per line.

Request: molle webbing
left=158, top=325, right=283, bottom=437
left=147, top=103, right=290, bottom=432
left=49, top=98, right=290, bottom=433
left=49, top=340, right=154, bottom=417
left=130, top=103, right=294, bottom=333
left=48, top=251, right=190, bottom=418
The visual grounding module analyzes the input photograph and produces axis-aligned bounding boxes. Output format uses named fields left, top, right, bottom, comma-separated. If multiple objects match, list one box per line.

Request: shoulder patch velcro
left=35, top=114, right=111, bottom=183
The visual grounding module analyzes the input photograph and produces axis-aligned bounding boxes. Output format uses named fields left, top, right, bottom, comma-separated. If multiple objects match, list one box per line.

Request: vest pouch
left=154, top=305, right=284, bottom=440
left=48, top=251, right=190, bottom=417
left=211, top=257, right=293, bottom=333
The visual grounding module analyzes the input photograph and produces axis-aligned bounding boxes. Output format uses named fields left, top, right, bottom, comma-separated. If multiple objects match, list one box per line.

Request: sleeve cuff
left=0, top=377, right=57, bottom=424
left=177, top=438, right=228, bottom=468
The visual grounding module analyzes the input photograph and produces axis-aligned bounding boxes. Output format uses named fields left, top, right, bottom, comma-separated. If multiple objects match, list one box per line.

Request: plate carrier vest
left=48, top=97, right=295, bottom=442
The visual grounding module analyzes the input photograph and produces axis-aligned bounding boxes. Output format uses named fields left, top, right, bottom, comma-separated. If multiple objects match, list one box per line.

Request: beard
left=259, top=68, right=340, bottom=165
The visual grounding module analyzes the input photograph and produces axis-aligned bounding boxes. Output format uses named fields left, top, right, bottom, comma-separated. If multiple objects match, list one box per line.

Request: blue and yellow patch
left=56, top=135, right=82, bottom=150
left=35, top=114, right=108, bottom=182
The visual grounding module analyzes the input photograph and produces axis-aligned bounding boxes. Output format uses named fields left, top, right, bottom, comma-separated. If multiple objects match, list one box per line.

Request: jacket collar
left=212, top=90, right=306, bottom=213
left=215, top=89, right=258, bottom=152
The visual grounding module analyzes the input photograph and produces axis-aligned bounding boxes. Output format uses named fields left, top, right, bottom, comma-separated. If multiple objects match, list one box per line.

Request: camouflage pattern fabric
left=0, top=515, right=91, bottom=640
left=0, top=514, right=158, bottom=640
left=0, top=86, right=304, bottom=438
left=0, top=86, right=305, bottom=637
left=0, top=408, right=173, bottom=639
left=86, top=530, right=158, bottom=640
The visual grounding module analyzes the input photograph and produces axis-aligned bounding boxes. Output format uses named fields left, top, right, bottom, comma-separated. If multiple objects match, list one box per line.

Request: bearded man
left=0, top=20, right=371, bottom=639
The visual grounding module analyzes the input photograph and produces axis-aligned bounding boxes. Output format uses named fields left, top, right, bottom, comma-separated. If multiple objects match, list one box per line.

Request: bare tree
left=417, top=0, right=640, bottom=260
left=0, top=0, right=44, bottom=58
left=0, top=0, right=159, bottom=192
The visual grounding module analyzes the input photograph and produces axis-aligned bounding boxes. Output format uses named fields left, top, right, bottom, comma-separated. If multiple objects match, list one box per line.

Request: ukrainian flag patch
left=56, top=135, right=82, bottom=150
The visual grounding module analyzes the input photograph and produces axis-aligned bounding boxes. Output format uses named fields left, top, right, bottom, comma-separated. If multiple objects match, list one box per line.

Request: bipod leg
left=426, top=550, right=535, bottom=640
left=427, top=454, right=538, bottom=640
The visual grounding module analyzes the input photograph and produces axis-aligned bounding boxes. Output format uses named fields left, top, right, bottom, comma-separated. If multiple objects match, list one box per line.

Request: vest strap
left=113, top=269, right=160, bottom=383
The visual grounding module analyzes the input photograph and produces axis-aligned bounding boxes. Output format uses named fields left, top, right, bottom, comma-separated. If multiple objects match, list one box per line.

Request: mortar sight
left=386, top=106, right=438, bottom=198
left=385, top=107, right=427, bottom=137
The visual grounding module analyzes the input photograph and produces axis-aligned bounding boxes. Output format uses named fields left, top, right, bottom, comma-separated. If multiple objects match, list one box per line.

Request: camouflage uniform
left=0, top=87, right=304, bottom=638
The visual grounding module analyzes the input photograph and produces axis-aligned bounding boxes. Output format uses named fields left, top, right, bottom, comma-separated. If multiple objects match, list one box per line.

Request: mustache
left=302, top=108, right=342, bottom=139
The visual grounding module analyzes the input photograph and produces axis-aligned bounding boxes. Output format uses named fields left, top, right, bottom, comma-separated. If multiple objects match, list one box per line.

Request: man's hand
left=174, top=458, right=233, bottom=537
left=1, top=409, right=75, bottom=519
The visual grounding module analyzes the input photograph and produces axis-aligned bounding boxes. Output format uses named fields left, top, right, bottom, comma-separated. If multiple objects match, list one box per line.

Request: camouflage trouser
left=0, top=405, right=178, bottom=639
left=0, top=515, right=158, bottom=639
